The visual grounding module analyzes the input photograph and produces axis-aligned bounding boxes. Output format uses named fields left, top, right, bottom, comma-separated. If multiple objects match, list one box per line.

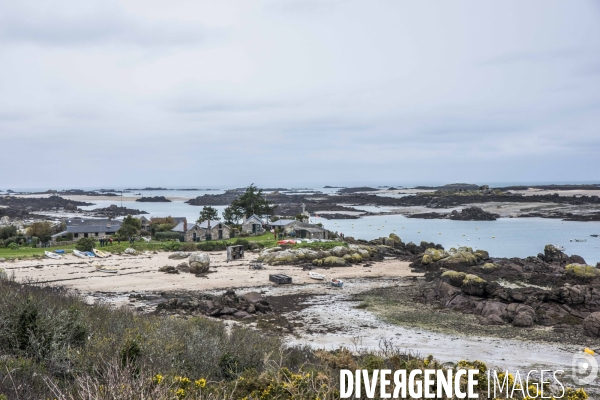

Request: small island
left=135, top=196, right=171, bottom=203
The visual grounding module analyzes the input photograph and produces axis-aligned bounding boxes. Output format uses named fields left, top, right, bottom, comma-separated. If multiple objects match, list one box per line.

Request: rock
left=242, top=292, right=264, bottom=304
left=234, top=311, right=250, bottom=319
left=255, top=301, right=272, bottom=313
left=389, top=233, right=401, bottom=242
left=460, top=274, right=487, bottom=296
left=197, top=300, right=214, bottom=313
left=189, top=253, right=210, bottom=274
left=219, top=307, right=237, bottom=315
left=441, top=270, right=467, bottom=287
left=330, top=246, right=349, bottom=257
left=350, top=253, right=363, bottom=263
left=543, top=244, right=566, bottom=263
left=565, top=263, right=600, bottom=278
left=176, top=262, right=190, bottom=272
left=0, top=258, right=5, bottom=263
left=583, top=312, right=600, bottom=337
left=247, top=304, right=256, bottom=314
left=448, top=206, right=499, bottom=221
left=169, top=251, right=190, bottom=260
left=473, top=250, right=489, bottom=261
left=480, top=263, right=498, bottom=271
left=507, top=304, right=536, bottom=327
left=442, top=251, right=478, bottom=268
left=322, top=256, right=347, bottom=267
left=124, top=248, right=137, bottom=255
left=479, top=301, right=508, bottom=325
left=423, top=248, right=449, bottom=263
left=158, top=265, right=179, bottom=274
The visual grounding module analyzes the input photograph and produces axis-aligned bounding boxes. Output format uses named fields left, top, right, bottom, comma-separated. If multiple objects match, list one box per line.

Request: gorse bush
left=75, top=237, right=96, bottom=252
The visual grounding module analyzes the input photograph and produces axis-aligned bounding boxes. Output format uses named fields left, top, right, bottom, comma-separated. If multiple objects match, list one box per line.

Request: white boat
left=93, top=248, right=111, bottom=258
left=44, top=251, right=62, bottom=260
left=308, top=271, right=326, bottom=280
left=73, top=249, right=94, bottom=259
left=553, top=245, right=566, bottom=251
left=574, top=239, right=587, bottom=243
left=331, top=278, right=344, bottom=288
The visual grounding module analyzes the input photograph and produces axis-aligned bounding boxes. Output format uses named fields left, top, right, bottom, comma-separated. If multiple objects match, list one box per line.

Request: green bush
left=155, top=232, right=181, bottom=241
left=179, top=242, right=197, bottom=252
left=75, top=237, right=96, bottom=252
left=7, top=242, right=18, bottom=250
left=161, top=241, right=181, bottom=251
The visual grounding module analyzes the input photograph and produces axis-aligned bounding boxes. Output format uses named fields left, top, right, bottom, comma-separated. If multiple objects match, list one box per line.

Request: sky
left=1, top=0, right=599, bottom=189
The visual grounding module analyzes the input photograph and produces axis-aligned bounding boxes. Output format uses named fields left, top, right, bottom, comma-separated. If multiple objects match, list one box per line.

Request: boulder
left=441, top=271, right=467, bottom=287
left=480, top=263, right=498, bottom=271
left=460, top=274, right=487, bottom=296
left=543, top=244, right=566, bottom=263
left=479, top=301, right=507, bottom=325
left=389, top=233, right=401, bottom=243
left=234, top=311, right=250, bottom=319
left=219, top=307, right=237, bottom=315
left=169, top=251, right=190, bottom=260
left=330, top=246, right=349, bottom=257
left=0, top=258, right=5, bottom=263
left=442, top=251, right=478, bottom=268
left=583, top=312, right=600, bottom=337
left=322, top=256, right=347, bottom=267
left=242, top=292, right=264, bottom=304
left=124, top=248, right=137, bottom=255
left=565, top=263, right=600, bottom=278
left=189, top=253, right=210, bottom=274
left=176, top=262, right=190, bottom=273
left=423, top=248, right=449, bottom=262
left=473, top=250, right=489, bottom=261
left=507, top=304, right=536, bottom=327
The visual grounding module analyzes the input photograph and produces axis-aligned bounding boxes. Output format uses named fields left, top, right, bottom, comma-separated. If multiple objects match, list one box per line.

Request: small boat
left=591, top=234, right=599, bottom=238
left=308, top=271, right=326, bottom=280
left=73, top=250, right=94, bottom=259
left=54, top=250, right=65, bottom=254
left=553, top=245, right=566, bottom=251
left=85, top=251, right=96, bottom=257
left=574, top=239, right=587, bottom=243
left=95, top=265, right=118, bottom=274
left=93, top=249, right=111, bottom=258
left=331, top=278, right=344, bottom=288
left=44, top=251, right=62, bottom=260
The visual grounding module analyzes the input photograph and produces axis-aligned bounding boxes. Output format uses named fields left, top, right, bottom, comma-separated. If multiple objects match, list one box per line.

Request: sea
left=4, top=186, right=600, bottom=264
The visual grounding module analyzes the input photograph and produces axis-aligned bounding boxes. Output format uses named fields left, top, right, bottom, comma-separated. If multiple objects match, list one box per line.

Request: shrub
left=0, top=225, right=17, bottom=240
left=75, top=237, right=96, bottom=252
left=161, top=241, right=181, bottom=251
left=179, top=243, right=197, bottom=252
left=155, top=232, right=181, bottom=241
left=197, top=241, right=228, bottom=251
left=7, top=242, right=18, bottom=250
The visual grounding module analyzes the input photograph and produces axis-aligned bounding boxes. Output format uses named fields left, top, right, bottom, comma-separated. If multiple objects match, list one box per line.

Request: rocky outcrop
left=583, top=312, right=600, bottom=337
left=168, top=251, right=191, bottom=260
left=189, top=253, right=210, bottom=274
left=449, top=207, right=499, bottom=221
left=124, top=248, right=136, bottom=255
left=147, top=289, right=271, bottom=319
left=136, top=196, right=171, bottom=203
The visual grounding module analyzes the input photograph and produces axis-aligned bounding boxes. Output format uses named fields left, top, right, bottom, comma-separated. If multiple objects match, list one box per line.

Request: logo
left=571, top=349, right=598, bottom=385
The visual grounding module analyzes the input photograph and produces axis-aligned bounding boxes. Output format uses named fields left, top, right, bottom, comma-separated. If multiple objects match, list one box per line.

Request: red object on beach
left=277, top=240, right=296, bottom=245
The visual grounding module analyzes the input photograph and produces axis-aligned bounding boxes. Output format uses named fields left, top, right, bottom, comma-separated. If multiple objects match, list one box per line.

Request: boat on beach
left=73, top=250, right=94, bottom=259
left=93, top=248, right=111, bottom=258
left=94, top=265, right=118, bottom=273
left=44, top=251, right=62, bottom=260
left=330, top=278, right=344, bottom=288
left=308, top=271, right=326, bottom=280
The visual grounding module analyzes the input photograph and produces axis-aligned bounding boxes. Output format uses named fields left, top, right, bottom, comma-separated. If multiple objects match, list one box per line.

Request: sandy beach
left=3, top=251, right=417, bottom=293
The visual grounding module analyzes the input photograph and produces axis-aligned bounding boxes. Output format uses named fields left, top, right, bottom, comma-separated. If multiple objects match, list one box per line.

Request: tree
left=0, top=226, right=17, bottom=240
left=118, top=215, right=141, bottom=238
left=227, top=184, right=275, bottom=220
left=26, top=221, right=53, bottom=243
left=76, top=237, right=96, bottom=252
left=197, top=206, right=219, bottom=232
left=222, top=204, right=244, bottom=225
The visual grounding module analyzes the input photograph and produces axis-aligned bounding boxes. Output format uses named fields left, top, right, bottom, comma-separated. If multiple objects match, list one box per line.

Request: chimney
left=243, top=214, right=247, bottom=223
left=184, top=218, right=188, bottom=232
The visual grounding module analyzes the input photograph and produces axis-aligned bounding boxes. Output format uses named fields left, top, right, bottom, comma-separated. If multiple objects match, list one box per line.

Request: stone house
left=241, top=215, right=265, bottom=235
left=181, top=220, right=231, bottom=242
left=284, top=221, right=328, bottom=239
left=51, top=218, right=122, bottom=243
left=137, top=216, right=151, bottom=231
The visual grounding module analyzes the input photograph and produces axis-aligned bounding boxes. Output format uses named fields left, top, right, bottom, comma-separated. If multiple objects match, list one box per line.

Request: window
left=74, top=233, right=79, bottom=238
left=95, top=232, right=99, bottom=236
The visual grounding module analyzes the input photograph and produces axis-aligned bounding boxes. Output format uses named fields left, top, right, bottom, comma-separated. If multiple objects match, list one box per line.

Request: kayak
left=54, top=250, right=65, bottom=254
left=45, top=251, right=62, bottom=260
left=85, top=251, right=95, bottom=257
left=73, top=250, right=94, bottom=259
left=308, top=271, right=326, bottom=280
left=92, top=249, right=111, bottom=258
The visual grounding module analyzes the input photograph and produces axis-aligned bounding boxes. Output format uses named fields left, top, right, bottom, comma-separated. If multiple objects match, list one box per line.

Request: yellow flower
left=195, top=378, right=206, bottom=388
left=175, top=388, right=186, bottom=399
left=152, top=374, right=164, bottom=385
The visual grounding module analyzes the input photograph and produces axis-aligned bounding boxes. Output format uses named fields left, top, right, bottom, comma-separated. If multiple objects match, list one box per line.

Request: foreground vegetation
left=0, top=273, right=589, bottom=399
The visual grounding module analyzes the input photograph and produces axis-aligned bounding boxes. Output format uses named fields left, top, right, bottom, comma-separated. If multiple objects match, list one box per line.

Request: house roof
left=171, top=221, right=187, bottom=232
left=244, top=215, right=264, bottom=225
left=196, top=220, right=227, bottom=229
left=289, top=221, right=326, bottom=232
left=63, top=218, right=122, bottom=234
left=268, top=219, right=295, bottom=226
